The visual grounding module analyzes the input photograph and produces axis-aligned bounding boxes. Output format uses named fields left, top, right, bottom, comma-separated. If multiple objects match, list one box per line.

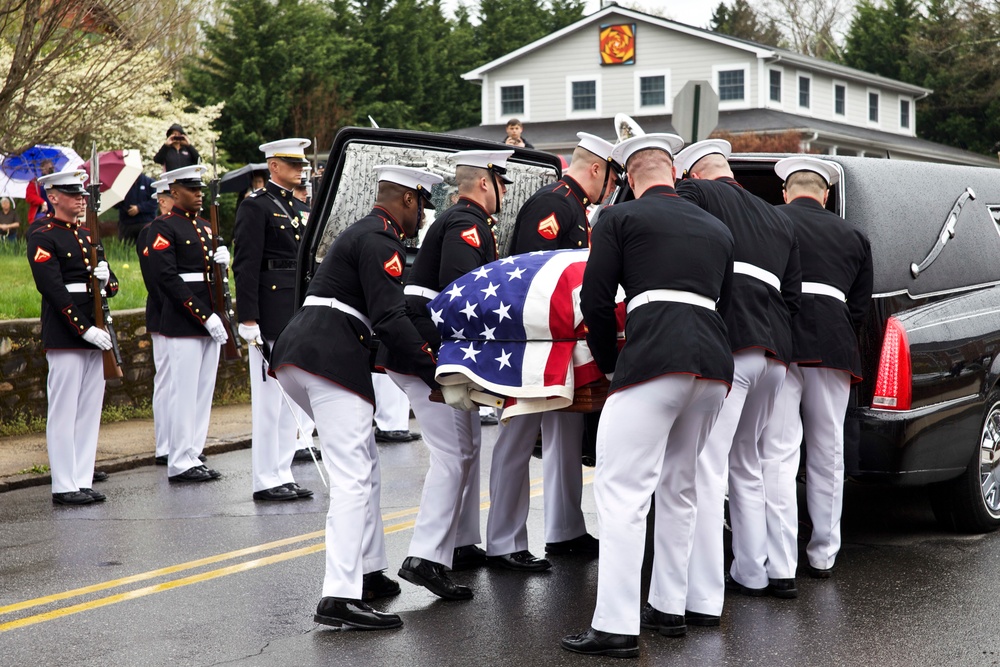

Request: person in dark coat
left=269, top=165, right=443, bottom=630
left=563, top=134, right=735, bottom=658
left=153, top=123, right=201, bottom=173
left=760, top=156, right=873, bottom=583
left=115, top=173, right=158, bottom=243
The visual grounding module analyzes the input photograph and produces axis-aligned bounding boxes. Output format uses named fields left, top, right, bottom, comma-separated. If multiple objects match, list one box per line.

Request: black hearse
left=300, top=128, right=1000, bottom=533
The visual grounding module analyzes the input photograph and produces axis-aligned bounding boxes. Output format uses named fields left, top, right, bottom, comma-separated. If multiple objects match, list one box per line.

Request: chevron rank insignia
left=460, top=226, right=481, bottom=248
left=33, top=247, right=52, bottom=263
left=383, top=252, right=403, bottom=277
left=152, top=234, right=171, bottom=251
left=537, top=214, right=560, bottom=240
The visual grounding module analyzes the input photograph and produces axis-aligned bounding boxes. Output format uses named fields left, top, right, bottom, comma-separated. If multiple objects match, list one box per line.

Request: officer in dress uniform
left=269, top=165, right=443, bottom=630
left=378, top=149, right=513, bottom=600
left=233, top=138, right=316, bottom=502
left=562, top=134, right=735, bottom=658
left=486, top=133, right=620, bottom=571
left=138, top=179, right=172, bottom=466
left=672, top=140, right=800, bottom=617
left=26, top=169, right=118, bottom=505
left=147, top=165, right=230, bottom=483
left=761, top=157, right=873, bottom=582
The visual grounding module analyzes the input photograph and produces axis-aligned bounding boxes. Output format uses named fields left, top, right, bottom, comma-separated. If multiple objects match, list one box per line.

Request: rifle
left=209, top=141, right=241, bottom=361
left=87, top=143, right=124, bottom=380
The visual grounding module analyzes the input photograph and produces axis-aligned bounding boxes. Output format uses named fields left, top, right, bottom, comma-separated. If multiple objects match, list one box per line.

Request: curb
left=0, top=437, right=252, bottom=494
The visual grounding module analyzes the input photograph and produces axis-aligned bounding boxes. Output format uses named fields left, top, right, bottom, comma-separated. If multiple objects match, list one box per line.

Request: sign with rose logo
left=600, top=23, right=635, bottom=65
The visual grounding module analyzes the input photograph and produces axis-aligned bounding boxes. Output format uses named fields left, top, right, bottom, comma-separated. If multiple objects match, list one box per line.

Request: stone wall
left=0, top=308, right=249, bottom=423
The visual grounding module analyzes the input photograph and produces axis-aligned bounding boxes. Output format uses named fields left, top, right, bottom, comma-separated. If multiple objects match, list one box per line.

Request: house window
left=769, top=70, right=781, bottom=103
left=572, top=80, right=597, bottom=112
left=869, top=91, right=880, bottom=123
left=834, top=84, right=846, bottom=116
left=798, top=76, right=811, bottom=108
left=900, top=99, right=911, bottom=129
left=639, top=75, right=665, bottom=107
left=500, top=85, right=524, bottom=116
left=718, top=69, right=745, bottom=101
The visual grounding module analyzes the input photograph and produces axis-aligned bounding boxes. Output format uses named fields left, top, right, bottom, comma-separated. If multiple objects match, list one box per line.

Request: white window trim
left=633, top=69, right=671, bottom=114
left=796, top=71, right=813, bottom=115
left=898, top=95, right=914, bottom=135
left=712, top=62, right=751, bottom=110
left=566, top=74, right=602, bottom=119
left=766, top=67, right=783, bottom=109
left=832, top=79, right=848, bottom=118
left=867, top=87, right=881, bottom=128
left=495, top=79, right=530, bottom=124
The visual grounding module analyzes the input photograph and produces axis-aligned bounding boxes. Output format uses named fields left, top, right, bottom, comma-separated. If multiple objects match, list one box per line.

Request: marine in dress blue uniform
left=27, top=169, right=118, bottom=505
left=269, top=165, right=443, bottom=630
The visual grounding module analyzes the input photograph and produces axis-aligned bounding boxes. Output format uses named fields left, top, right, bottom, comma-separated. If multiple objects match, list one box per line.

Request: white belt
left=802, top=281, right=847, bottom=302
left=734, top=262, right=780, bottom=291
left=303, top=295, right=373, bottom=332
left=179, top=272, right=207, bottom=283
left=403, top=285, right=440, bottom=300
left=65, top=283, right=88, bottom=293
left=627, top=289, right=716, bottom=314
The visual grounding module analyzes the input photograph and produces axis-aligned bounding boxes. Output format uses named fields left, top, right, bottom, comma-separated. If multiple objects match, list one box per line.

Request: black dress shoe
left=198, top=453, right=207, bottom=462
left=314, top=597, right=402, bottom=630
left=362, top=570, right=401, bottom=600
left=486, top=550, right=552, bottom=572
left=283, top=482, right=314, bottom=498
left=803, top=563, right=834, bottom=579
left=154, top=455, right=168, bottom=466
left=561, top=628, right=639, bottom=658
left=546, top=533, right=600, bottom=557
left=198, top=465, right=222, bottom=479
left=253, top=485, right=298, bottom=501
left=293, top=446, right=322, bottom=462
left=725, top=573, right=767, bottom=597
left=80, top=488, right=106, bottom=502
left=451, top=544, right=487, bottom=570
left=685, top=610, right=721, bottom=627
left=169, top=466, right=219, bottom=483
left=52, top=491, right=94, bottom=506
left=398, top=556, right=473, bottom=600
left=374, top=428, right=417, bottom=443
left=767, top=577, right=798, bottom=598
left=639, top=602, right=685, bottom=637
left=92, top=471, right=108, bottom=482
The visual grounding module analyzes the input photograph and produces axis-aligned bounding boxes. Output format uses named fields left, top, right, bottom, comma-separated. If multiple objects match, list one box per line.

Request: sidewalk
left=0, top=403, right=252, bottom=493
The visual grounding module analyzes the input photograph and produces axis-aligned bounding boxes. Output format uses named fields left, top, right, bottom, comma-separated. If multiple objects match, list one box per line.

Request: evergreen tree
left=840, top=0, right=919, bottom=80
left=710, top=0, right=784, bottom=46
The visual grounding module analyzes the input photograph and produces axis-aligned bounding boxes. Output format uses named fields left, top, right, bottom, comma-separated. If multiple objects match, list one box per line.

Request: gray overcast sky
left=445, top=0, right=716, bottom=30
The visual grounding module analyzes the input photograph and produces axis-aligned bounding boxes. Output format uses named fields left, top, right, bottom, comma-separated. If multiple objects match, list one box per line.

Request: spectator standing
left=153, top=124, right=201, bottom=173
left=115, top=173, right=158, bottom=243
left=0, top=197, right=18, bottom=240
left=26, top=159, right=55, bottom=222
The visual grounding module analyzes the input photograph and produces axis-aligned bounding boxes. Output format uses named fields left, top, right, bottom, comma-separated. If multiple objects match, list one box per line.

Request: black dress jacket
left=510, top=176, right=591, bottom=253
left=582, top=185, right=735, bottom=393
left=146, top=206, right=215, bottom=338
left=269, top=207, right=437, bottom=403
left=137, top=219, right=165, bottom=334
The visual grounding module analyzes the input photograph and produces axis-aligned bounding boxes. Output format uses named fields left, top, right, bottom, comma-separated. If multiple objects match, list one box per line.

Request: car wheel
left=930, top=390, right=1000, bottom=533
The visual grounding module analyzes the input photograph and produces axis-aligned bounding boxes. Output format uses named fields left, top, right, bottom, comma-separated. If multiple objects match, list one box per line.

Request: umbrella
left=0, top=144, right=84, bottom=198
left=220, top=163, right=268, bottom=194
left=82, top=149, right=143, bottom=214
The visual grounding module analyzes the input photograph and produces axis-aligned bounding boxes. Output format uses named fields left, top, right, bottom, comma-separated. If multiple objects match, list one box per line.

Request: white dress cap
left=162, top=164, right=209, bottom=187
left=576, top=132, right=617, bottom=163
left=610, top=133, right=685, bottom=169
left=37, top=169, right=89, bottom=194
left=674, top=139, right=732, bottom=177
left=259, top=138, right=311, bottom=164
left=774, top=156, right=840, bottom=187
left=375, top=165, right=445, bottom=209
left=449, top=149, right=515, bottom=183
left=151, top=179, right=170, bottom=198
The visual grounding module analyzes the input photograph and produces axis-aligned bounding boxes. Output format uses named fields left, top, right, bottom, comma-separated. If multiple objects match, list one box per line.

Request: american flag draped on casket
left=430, top=249, right=618, bottom=418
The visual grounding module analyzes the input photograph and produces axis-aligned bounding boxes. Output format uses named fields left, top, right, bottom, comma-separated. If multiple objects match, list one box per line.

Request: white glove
left=239, top=322, right=263, bottom=345
left=441, top=382, right=477, bottom=411
left=605, top=373, right=615, bottom=382
left=204, top=313, right=229, bottom=345
left=82, top=326, right=113, bottom=351
left=212, top=245, right=230, bottom=269
left=92, top=261, right=110, bottom=289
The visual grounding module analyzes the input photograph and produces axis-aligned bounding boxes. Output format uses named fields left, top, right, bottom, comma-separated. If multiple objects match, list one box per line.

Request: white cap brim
left=611, top=133, right=685, bottom=168
left=774, top=156, right=840, bottom=186
left=674, top=139, right=732, bottom=177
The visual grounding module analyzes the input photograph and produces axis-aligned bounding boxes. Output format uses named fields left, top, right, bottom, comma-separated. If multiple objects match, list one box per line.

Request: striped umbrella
left=82, top=149, right=143, bottom=214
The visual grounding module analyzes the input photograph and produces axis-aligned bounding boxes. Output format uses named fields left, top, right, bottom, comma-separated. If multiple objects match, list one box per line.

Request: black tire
left=929, top=390, right=1000, bottom=533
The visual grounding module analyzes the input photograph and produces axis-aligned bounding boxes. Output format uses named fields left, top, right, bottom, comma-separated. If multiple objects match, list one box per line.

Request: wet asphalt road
left=2, top=424, right=1000, bottom=667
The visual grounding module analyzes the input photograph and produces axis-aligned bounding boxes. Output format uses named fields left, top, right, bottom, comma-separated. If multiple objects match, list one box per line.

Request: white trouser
left=687, top=350, right=785, bottom=614
left=276, top=366, right=387, bottom=599
left=591, top=375, right=727, bottom=635
left=373, top=372, right=410, bottom=431
left=162, top=336, right=219, bottom=477
left=46, top=350, right=105, bottom=493
left=486, top=411, right=586, bottom=555
left=388, top=371, right=482, bottom=568
left=151, top=334, right=170, bottom=458
left=249, top=339, right=314, bottom=492
left=761, top=364, right=850, bottom=573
